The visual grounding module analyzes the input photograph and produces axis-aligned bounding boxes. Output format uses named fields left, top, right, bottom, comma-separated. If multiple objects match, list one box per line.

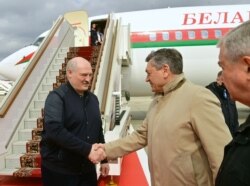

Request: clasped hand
left=88, top=143, right=106, bottom=164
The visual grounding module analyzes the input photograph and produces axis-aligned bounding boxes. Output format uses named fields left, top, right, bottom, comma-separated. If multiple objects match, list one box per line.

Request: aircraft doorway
left=90, top=19, right=107, bottom=46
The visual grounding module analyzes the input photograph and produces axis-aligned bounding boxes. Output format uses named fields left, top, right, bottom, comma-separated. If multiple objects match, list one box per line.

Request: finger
left=95, top=143, right=105, bottom=150
left=102, top=166, right=109, bottom=176
left=92, top=144, right=99, bottom=151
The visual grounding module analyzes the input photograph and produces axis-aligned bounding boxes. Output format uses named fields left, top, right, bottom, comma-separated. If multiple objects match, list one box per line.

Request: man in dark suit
left=206, top=71, right=239, bottom=137
left=40, top=57, right=109, bottom=186
left=215, top=20, right=250, bottom=186
left=90, top=23, right=98, bottom=46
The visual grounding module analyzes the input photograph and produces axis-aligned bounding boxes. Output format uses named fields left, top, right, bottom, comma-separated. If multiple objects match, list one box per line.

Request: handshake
left=88, top=143, right=106, bottom=164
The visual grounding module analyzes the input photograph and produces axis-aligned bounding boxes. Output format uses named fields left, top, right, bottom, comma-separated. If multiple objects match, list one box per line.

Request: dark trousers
left=41, top=165, right=98, bottom=186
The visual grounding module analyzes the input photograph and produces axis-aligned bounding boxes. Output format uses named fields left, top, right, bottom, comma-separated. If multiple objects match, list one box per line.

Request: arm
left=190, top=89, right=232, bottom=183
left=104, top=119, right=148, bottom=159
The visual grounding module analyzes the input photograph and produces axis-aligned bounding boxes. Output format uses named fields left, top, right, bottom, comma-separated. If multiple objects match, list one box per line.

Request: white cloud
left=0, top=0, right=249, bottom=61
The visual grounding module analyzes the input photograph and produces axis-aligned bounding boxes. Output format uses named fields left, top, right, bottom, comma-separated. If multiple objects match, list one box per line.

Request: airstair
left=0, top=10, right=133, bottom=183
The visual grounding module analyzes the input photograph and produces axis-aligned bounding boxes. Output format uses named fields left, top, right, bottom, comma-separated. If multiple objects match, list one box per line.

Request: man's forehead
left=145, top=62, right=153, bottom=70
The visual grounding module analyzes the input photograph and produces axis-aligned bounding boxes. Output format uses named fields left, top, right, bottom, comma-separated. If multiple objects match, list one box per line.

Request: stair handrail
left=90, top=15, right=111, bottom=93
left=4, top=17, right=70, bottom=150
left=0, top=17, right=64, bottom=117
left=100, top=19, right=119, bottom=115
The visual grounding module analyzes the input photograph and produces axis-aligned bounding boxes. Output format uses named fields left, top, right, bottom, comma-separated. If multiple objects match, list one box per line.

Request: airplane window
left=149, top=33, right=156, bottom=41
left=201, top=30, right=208, bottom=39
left=33, top=37, right=45, bottom=46
left=188, top=31, right=195, bottom=39
left=175, top=31, right=182, bottom=40
left=162, top=32, right=169, bottom=40
left=215, top=30, right=222, bottom=39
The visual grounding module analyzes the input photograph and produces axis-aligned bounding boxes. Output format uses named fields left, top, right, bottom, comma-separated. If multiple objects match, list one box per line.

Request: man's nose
left=85, top=75, right=92, bottom=82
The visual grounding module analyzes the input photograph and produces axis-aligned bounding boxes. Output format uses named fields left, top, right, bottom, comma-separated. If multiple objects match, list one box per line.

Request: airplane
left=0, top=4, right=250, bottom=186
left=1, top=4, right=250, bottom=97
left=1, top=4, right=249, bottom=112
left=0, top=30, right=49, bottom=81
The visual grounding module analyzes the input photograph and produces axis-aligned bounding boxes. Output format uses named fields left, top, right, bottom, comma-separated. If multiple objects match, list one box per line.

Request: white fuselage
left=1, top=5, right=250, bottom=96
left=0, top=30, right=48, bottom=81
left=98, top=5, right=250, bottom=96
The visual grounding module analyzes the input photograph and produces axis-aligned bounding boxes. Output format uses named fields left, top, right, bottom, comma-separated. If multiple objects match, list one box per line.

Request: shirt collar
left=162, top=73, right=185, bottom=95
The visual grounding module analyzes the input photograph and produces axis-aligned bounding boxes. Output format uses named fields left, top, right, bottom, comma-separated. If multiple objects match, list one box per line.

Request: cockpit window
left=32, top=37, right=45, bottom=46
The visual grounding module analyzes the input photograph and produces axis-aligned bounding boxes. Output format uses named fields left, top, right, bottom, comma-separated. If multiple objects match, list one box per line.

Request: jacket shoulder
left=183, top=80, right=212, bottom=95
left=53, top=84, right=69, bottom=98
left=87, top=92, right=99, bottom=104
left=182, top=80, right=219, bottom=103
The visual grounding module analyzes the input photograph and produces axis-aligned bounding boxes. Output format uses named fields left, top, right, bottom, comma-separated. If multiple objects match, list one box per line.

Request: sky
left=0, top=0, right=249, bottom=61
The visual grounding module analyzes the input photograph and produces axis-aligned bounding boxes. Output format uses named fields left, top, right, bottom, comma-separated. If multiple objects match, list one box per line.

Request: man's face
left=218, top=47, right=248, bottom=101
left=145, top=61, right=166, bottom=93
left=92, top=24, right=96, bottom=29
left=68, top=62, right=93, bottom=94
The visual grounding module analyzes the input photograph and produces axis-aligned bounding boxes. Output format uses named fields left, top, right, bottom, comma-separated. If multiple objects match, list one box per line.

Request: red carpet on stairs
left=0, top=177, right=42, bottom=186
left=0, top=151, right=148, bottom=186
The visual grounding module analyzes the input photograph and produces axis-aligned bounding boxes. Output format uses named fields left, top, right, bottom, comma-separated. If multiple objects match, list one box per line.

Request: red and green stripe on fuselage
left=131, top=27, right=230, bottom=48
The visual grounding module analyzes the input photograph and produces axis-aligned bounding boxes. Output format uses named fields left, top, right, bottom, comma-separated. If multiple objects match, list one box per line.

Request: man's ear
left=162, top=64, right=170, bottom=79
left=242, top=56, right=250, bottom=82
left=162, top=64, right=169, bottom=72
left=66, top=69, right=72, bottom=78
left=243, top=56, right=250, bottom=73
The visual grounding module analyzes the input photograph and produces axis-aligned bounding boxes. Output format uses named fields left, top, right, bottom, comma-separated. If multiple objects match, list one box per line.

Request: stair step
left=18, top=128, right=43, bottom=141
left=5, top=154, right=22, bottom=169
left=33, top=100, right=45, bottom=110
left=26, top=140, right=41, bottom=153
left=58, top=53, right=66, bottom=58
left=69, top=46, right=93, bottom=52
left=12, top=141, right=27, bottom=154
left=20, top=153, right=41, bottom=168
left=31, top=128, right=42, bottom=141
left=37, top=91, right=49, bottom=100
left=45, top=77, right=56, bottom=84
left=48, top=70, right=59, bottom=77
left=18, top=129, right=32, bottom=141
left=24, top=118, right=37, bottom=129
left=0, top=168, right=18, bottom=175
left=13, top=167, right=42, bottom=178
left=54, top=58, right=65, bottom=64
left=60, top=47, right=68, bottom=53
left=36, top=117, right=44, bottom=129
left=41, top=84, right=53, bottom=92
left=29, top=109, right=42, bottom=119
left=51, top=63, right=62, bottom=70
left=12, top=140, right=41, bottom=154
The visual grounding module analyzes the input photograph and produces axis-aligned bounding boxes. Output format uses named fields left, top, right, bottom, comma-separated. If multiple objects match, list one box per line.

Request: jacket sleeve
left=190, top=88, right=232, bottom=184
left=44, top=91, right=92, bottom=157
left=104, top=119, right=148, bottom=159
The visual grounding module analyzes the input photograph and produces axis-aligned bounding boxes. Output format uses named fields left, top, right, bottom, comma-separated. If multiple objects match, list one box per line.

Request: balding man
left=215, top=20, right=250, bottom=186
left=40, top=57, right=109, bottom=186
